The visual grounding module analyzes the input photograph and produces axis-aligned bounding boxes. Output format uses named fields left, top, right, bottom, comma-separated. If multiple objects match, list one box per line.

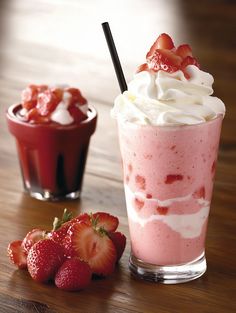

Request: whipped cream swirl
left=112, top=65, right=225, bottom=126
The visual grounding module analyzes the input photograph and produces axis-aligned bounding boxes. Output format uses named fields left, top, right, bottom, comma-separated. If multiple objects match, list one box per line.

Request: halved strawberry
left=66, top=222, right=117, bottom=276
left=148, top=49, right=182, bottom=73
left=7, top=240, right=27, bottom=269
left=176, top=44, right=193, bottom=59
left=146, top=33, right=174, bottom=59
left=181, top=56, right=200, bottom=69
left=22, top=228, right=46, bottom=253
left=92, top=212, right=119, bottom=232
left=109, top=232, right=126, bottom=262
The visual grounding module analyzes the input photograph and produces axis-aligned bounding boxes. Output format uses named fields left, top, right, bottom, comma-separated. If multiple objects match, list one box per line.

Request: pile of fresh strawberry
left=137, top=33, right=200, bottom=79
left=7, top=209, right=126, bottom=291
left=21, top=85, right=87, bottom=124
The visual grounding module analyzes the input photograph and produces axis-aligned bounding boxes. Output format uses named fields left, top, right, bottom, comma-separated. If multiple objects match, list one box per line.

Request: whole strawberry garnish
left=66, top=221, right=117, bottom=276
left=55, top=258, right=92, bottom=291
left=22, top=228, right=46, bottom=253
left=109, top=232, right=126, bottom=262
left=7, top=240, right=27, bottom=269
left=27, top=239, right=65, bottom=282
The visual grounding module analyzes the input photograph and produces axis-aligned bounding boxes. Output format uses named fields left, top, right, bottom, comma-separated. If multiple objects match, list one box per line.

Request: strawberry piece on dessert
left=27, top=239, right=65, bottom=282
left=22, top=228, right=46, bottom=253
left=146, top=33, right=174, bottom=59
left=21, top=85, right=48, bottom=110
left=176, top=44, right=193, bottom=59
left=66, top=87, right=87, bottom=106
left=109, top=232, right=126, bottom=262
left=55, top=258, right=92, bottom=291
left=66, top=222, right=117, bottom=276
left=68, top=105, right=87, bottom=123
left=21, top=85, right=38, bottom=110
left=137, top=34, right=200, bottom=77
left=26, top=108, right=50, bottom=123
left=36, top=89, right=62, bottom=116
left=7, top=240, right=27, bottom=269
left=148, top=49, right=182, bottom=73
left=136, top=63, right=149, bottom=73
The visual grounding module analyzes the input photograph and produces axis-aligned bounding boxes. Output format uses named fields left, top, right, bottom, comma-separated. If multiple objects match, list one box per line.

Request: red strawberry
left=193, top=186, right=205, bottom=199
left=7, top=240, right=27, bottom=269
left=109, top=232, right=126, bottom=262
left=55, top=258, right=92, bottom=291
left=68, top=105, right=87, bottom=123
left=66, top=87, right=87, bottom=106
left=21, top=85, right=38, bottom=110
left=49, top=210, right=90, bottom=244
left=146, top=33, right=174, bottom=59
left=181, top=56, right=200, bottom=69
left=92, top=212, right=119, bottom=233
left=49, top=221, right=72, bottom=244
left=66, top=222, right=117, bottom=276
left=181, top=56, right=200, bottom=78
left=49, top=208, right=74, bottom=243
left=27, top=108, right=50, bottom=123
left=148, top=49, right=182, bottom=73
left=36, top=89, right=61, bottom=116
left=136, top=63, right=149, bottom=73
left=22, top=228, right=46, bottom=253
left=176, top=44, right=193, bottom=59
left=27, top=239, right=65, bottom=282
left=21, top=85, right=48, bottom=110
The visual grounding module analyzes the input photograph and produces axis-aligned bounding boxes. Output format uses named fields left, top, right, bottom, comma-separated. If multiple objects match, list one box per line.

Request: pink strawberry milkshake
left=112, top=34, right=225, bottom=283
left=118, top=116, right=222, bottom=266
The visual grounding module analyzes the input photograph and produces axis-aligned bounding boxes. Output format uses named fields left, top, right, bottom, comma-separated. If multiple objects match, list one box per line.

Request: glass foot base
left=26, top=189, right=81, bottom=201
left=129, top=253, right=206, bottom=284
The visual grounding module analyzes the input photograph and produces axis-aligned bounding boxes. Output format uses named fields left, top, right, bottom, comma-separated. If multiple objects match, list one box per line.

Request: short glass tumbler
left=6, top=103, right=97, bottom=201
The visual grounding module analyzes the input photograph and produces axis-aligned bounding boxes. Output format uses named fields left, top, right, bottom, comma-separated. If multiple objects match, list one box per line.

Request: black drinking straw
left=102, top=22, right=128, bottom=93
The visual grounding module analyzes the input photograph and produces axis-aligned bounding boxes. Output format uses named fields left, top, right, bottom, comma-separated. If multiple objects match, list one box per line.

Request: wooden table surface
left=0, top=0, right=235, bottom=312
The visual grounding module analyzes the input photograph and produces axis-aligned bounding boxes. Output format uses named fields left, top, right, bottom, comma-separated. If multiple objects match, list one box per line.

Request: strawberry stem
left=52, top=208, right=73, bottom=231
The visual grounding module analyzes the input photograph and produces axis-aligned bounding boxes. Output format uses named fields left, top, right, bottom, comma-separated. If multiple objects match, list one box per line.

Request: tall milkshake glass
left=118, top=115, right=223, bottom=283
left=102, top=26, right=225, bottom=283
